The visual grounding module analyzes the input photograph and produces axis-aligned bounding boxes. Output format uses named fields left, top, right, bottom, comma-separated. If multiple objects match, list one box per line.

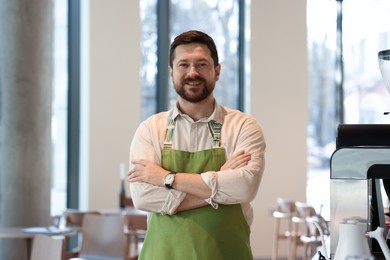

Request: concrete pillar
left=0, top=0, right=53, bottom=259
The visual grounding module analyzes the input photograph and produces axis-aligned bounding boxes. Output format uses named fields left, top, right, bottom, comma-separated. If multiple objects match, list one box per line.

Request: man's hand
left=128, top=159, right=169, bottom=187
left=129, top=158, right=211, bottom=199
left=175, top=194, right=209, bottom=212
left=221, top=150, right=251, bottom=171
left=128, top=150, right=251, bottom=207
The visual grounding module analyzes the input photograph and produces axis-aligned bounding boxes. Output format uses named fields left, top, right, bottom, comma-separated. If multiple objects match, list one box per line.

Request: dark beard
left=175, top=75, right=214, bottom=103
left=175, top=85, right=212, bottom=103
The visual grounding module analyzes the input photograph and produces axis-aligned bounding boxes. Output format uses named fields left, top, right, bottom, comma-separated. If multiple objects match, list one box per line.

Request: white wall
left=84, top=0, right=141, bottom=210
left=250, top=1, right=308, bottom=257
left=85, top=0, right=307, bottom=258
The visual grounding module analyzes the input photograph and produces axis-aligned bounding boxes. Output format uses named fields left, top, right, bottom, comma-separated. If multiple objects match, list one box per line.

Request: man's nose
left=188, top=65, right=200, bottom=77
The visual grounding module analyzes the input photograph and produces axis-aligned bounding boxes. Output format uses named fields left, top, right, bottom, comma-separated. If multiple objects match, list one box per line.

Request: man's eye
left=179, top=63, right=189, bottom=68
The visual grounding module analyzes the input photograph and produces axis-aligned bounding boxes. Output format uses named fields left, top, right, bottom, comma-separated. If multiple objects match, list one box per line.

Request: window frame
left=155, top=0, right=248, bottom=113
left=67, top=0, right=81, bottom=209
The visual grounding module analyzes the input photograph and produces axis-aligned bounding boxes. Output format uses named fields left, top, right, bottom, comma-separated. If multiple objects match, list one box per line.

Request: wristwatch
left=164, top=172, right=176, bottom=189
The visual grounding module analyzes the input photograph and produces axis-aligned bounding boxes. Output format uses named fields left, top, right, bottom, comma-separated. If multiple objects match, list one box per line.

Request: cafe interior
left=2, top=0, right=390, bottom=259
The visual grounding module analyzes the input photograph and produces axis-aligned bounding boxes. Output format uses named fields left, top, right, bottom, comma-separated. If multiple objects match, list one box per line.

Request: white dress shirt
left=129, top=102, right=266, bottom=226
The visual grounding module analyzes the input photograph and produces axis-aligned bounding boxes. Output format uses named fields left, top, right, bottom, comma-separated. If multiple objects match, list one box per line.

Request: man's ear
left=215, top=64, right=221, bottom=81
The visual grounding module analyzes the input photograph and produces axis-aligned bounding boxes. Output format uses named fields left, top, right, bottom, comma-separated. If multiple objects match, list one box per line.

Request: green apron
left=139, top=119, right=252, bottom=260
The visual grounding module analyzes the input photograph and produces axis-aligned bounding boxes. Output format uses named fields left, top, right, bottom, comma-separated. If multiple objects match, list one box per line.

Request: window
left=51, top=0, right=68, bottom=215
left=140, top=0, right=158, bottom=119
left=307, top=0, right=390, bottom=218
left=51, top=0, right=82, bottom=214
left=342, top=0, right=390, bottom=123
left=140, top=0, right=249, bottom=119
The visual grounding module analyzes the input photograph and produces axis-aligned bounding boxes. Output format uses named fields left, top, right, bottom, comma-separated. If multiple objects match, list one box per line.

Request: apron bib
left=139, top=120, right=252, bottom=260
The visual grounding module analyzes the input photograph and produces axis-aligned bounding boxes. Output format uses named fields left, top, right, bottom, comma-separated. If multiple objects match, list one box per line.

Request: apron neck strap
left=208, top=120, right=222, bottom=148
left=163, top=117, right=222, bottom=149
left=163, top=118, right=176, bottom=149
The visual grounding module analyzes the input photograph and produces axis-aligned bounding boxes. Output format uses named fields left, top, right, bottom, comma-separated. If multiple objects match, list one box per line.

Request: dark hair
left=169, top=30, right=219, bottom=68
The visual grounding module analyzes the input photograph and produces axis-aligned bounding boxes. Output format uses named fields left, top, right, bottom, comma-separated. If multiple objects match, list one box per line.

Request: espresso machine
left=330, top=50, right=390, bottom=259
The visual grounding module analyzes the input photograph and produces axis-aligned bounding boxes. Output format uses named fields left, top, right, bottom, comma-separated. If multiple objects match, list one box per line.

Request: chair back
left=272, top=198, right=299, bottom=260
left=62, top=210, right=100, bottom=259
left=30, top=234, right=64, bottom=260
left=64, top=210, right=100, bottom=227
left=293, top=201, right=328, bottom=260
left=126, top=214, right=147, bottom=231
left=124, top=214, right=147, bottom=260
left=275, top=198, right=297, bottom=217
left=294, top=201, right=319, bottom=236
left=79, top=214, right=126, bottom=259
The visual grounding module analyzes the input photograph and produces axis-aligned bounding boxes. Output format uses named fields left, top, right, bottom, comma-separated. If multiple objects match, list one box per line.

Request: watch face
left=165, top=174, right=174, bottom=184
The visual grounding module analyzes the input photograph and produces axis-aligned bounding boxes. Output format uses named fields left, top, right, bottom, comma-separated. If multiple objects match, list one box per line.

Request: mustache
left=184, top=76, right=205, bottom=83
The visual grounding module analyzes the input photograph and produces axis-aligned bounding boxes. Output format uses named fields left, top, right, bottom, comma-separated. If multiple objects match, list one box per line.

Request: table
left=98, top=207, right=148, bottom=216
left=69, top=256, right=122, bottom=260
left=0, top=226, right=78, bottom=259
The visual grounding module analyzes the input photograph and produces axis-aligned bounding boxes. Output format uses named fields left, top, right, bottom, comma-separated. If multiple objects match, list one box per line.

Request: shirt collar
left=170, top=101, right=225, bottom=125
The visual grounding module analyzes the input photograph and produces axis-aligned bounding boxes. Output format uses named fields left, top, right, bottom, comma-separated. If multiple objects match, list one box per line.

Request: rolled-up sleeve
left=130, top=181, right=186, bottom=215
left=201, top=115, right=266, bottom=206
left=129, top=112, right=186, bottom=215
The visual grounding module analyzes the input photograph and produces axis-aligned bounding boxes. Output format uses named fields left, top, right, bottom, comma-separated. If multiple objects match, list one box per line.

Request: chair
left=292, top=201, right=328, bottom=260
left=63, top=210, right=100, bottom=227
left=124, top=214, right=147, bottom=260
left=30, top=234, right=64, bottom=260
left=272, top=198, right=300, bottom=260
left=63, top=210, right=100, bottom=259
left=77, top=214, right=127, bottom=260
